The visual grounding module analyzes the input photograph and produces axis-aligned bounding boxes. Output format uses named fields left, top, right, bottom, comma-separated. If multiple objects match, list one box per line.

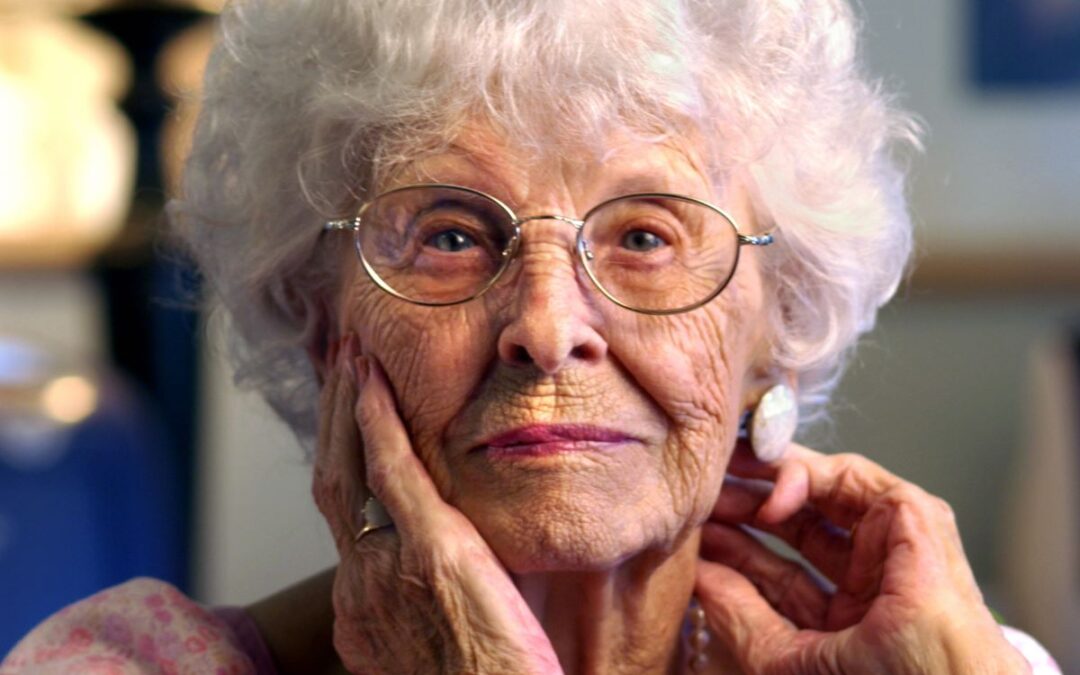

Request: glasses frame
left=324, top=183, right=775, bottom=316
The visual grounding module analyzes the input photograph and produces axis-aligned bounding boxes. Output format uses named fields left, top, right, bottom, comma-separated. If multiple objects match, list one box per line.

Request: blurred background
left=0, top=0, right=1078, bottom=669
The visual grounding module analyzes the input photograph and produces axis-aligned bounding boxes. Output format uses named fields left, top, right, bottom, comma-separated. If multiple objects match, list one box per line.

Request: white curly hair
left=171, top=0, right=920, bottom=451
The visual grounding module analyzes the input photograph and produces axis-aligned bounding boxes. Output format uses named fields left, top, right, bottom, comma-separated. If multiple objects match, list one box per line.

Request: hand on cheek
left=311, top=333, right=563, bottom=675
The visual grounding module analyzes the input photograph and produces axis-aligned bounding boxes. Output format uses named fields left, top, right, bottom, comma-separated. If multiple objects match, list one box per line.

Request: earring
left=745, top=383, right=797, bottom=462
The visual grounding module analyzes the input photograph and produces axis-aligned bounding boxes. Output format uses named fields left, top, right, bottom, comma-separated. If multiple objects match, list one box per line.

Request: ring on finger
left=354, top=497, right=394, bottom=545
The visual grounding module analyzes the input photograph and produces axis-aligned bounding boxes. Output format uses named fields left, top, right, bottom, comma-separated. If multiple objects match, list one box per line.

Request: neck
left=513, top=529, right=701, bottom=675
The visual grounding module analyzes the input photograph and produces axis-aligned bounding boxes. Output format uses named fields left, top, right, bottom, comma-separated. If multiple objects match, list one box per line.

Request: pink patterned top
left=0, top=579, right=276, bottom=675
left=0, top=578, right=1063, bottom=674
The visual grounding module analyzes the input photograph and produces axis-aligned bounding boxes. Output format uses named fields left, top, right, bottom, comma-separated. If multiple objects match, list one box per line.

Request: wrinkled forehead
left=374, top=117, right=725, bottom=208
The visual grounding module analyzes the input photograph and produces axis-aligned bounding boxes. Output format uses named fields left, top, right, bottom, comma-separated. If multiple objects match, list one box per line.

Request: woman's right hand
left=311, top=334, right=563, bottom=675
left=695, top=443, right=1035, bottom=675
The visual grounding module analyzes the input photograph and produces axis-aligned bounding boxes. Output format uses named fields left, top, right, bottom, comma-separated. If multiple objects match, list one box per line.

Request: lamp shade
left=0, top=17, right=135, bottom=267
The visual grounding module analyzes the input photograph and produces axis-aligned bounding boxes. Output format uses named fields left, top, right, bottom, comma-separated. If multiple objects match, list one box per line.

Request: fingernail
left=354, top=355, right=369, bottom=390
left=327, top=339, right=340, bottom=368
left=340, top=334, right=355, bottom=379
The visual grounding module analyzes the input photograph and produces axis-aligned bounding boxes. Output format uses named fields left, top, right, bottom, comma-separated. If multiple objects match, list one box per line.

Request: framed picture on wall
left=974, top=0, right=1080, bottom=88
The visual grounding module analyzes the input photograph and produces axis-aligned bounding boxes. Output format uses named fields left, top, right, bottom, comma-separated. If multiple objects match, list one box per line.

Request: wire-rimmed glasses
left=323, top=183, right=774, bottom=315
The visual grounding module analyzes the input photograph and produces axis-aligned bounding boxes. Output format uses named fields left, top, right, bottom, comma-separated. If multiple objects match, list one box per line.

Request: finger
left=351, top=357, right=560, bottom=667
left=728, top=444, right=982, bottom=633
left=700, top=522, right=833, bottom=631
left=695, top=560, right=797, bottom=674
left=354, top=355, right=455, bottom=538
left=314, top=336, right=342, bottom=465
left=727, top=443, right=902, bottom=530
left=723, top=448, right=899, bottom=605
left=312, top=334, right=368, bottom=552
left=712, top=477, right=853, bottom=586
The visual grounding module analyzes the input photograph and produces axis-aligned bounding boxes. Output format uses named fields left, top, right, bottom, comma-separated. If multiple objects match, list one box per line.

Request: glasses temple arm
left=324, top=218, right=359, bottom=232
left=737, top=231, right=775, bottom=247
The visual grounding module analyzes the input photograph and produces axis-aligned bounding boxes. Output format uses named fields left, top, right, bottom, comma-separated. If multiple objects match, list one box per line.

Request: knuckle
left=828, top=454, right=870, bottom=497
left=883, top=481, right=923, bottom=506
left=356, top=397, right=381, bottom=430
left=357, top=529, right=401, bottom=558
left=365, top=462, right=393, bottom=494
left=311, top=469, right=339, bottom=508
left=828, top=453, right=871, bottom=487
left=829, top=452, right=868, bottom=472
left=932, top=495, right=957, bottom=523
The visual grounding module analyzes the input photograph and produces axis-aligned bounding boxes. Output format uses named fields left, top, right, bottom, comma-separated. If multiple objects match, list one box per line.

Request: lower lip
left=482, top=440, right=631, bottom=460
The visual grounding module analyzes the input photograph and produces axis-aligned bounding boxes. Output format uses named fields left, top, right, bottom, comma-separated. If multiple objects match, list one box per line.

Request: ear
left=740, top=361, right=797, bottom=413
left=306, top=298, right=341, bottom=387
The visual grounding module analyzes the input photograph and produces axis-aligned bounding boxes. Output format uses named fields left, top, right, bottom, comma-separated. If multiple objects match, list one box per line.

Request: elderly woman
left=1, top=0, right=1061, bottom=673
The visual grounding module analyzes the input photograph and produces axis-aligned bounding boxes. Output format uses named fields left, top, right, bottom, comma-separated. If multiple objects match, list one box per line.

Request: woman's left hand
left=696, top=443, right=1031, bottom=675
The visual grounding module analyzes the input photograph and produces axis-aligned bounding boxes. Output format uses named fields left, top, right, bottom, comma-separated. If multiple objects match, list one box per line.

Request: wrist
left=937, top=616, right=1032, bottom=675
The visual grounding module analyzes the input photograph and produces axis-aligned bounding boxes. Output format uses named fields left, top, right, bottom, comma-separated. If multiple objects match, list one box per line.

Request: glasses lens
left=581, top=196, right=739, bottom=313
left=356, top=186, right=515, bottom=304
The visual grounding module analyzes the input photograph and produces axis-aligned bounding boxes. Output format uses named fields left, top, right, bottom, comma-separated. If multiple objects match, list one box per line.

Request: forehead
left=379, top=122, right=719, bottom=207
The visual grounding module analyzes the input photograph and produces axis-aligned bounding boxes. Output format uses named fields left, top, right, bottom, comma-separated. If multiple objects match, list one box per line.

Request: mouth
left=472, top=424, right=640, bottom=458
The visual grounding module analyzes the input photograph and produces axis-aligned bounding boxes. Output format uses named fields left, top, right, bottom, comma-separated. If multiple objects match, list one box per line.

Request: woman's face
left=335, top=125, right=771, bottom=573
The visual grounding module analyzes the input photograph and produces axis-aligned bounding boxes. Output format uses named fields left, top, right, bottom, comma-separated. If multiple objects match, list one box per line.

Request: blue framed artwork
left=974, top=0, right=1080, bottom=88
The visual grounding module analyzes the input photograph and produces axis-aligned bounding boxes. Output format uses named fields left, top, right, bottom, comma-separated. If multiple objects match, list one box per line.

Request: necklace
left=685, top=597, right=710, bottom=672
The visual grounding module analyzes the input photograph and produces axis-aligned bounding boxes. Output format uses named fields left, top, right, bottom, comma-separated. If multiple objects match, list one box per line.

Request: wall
left=860, top=0, right=1080, bottom=253
left=193, top=323, right=336, bottom=605
left=820, top=292, right=1080, bottom=588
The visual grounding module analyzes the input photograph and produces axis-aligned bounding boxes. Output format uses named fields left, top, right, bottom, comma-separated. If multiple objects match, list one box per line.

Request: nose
left=496, top=231, right=607, bottom=375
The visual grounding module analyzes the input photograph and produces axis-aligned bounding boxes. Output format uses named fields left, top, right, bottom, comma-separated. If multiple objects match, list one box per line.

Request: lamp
left=0, top=16, right=135, bottom=268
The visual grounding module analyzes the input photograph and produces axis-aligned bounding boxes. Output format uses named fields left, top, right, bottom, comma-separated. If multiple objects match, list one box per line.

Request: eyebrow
left=385, top=149, right=709, bottom=208
left=602, top=175, right=686, bottom=199
left=389, top=157, right=515, bottom=202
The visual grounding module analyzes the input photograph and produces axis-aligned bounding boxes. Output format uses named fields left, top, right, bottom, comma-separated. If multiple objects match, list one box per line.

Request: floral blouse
left=0, top=577, right=1063, bottom=674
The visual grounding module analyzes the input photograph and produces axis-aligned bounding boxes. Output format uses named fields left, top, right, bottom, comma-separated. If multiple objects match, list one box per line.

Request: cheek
left=339, top=282, right=496, bottom=485
left=604, top=270, right=763, bottom=508
left=608, top=305, right=752, bottom=437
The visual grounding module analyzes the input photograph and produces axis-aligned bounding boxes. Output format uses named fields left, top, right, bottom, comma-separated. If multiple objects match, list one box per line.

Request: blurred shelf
left=0, top=240, right=109, bottom=270
left=911, top=248, right=1080, bottom=294
left=0, top=0, right=222, bottom=15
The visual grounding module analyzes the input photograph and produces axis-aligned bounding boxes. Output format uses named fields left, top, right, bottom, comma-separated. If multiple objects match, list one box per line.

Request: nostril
left=570, top=344, right=594, bottom=361
left=510, top=344, right=533, bottom=366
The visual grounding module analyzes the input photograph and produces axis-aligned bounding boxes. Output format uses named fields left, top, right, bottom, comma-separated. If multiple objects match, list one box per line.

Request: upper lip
left=474, top=424, right=639, bottom=450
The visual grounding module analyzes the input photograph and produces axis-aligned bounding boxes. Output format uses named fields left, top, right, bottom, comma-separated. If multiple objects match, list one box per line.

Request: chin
left=463, top=496, right=673, bottom=574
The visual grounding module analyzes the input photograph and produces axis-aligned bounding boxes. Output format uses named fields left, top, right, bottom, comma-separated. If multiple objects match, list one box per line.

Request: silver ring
left=354, top=497, right=394, bottom=545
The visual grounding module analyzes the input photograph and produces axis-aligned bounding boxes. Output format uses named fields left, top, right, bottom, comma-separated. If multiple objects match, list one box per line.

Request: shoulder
left=1, top=578, right=264, bottom=674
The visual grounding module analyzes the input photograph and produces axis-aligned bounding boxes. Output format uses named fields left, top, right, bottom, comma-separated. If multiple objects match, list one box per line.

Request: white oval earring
left=746, top=383, right=797, bottom=462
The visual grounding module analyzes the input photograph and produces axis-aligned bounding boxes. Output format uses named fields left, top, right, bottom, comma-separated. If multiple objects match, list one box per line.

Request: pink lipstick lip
left=474, top=424, right=639, bottom=456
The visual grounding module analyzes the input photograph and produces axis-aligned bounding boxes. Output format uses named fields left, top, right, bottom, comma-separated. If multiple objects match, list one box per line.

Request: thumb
left=695, top=560, right=795, bottom=674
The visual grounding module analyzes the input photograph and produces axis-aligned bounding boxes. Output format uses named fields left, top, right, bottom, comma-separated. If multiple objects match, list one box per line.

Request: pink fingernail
left=354, top=355, right=369, bottom=390
left=327, top=337, right=340, bottom=368
left=338, top=334, right=353, bottom=378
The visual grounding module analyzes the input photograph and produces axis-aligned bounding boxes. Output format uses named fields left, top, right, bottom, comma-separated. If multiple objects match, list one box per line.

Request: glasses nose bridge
left=507, top=213, right=592, bottom=267
left=513, top=213, right=585, bottom=229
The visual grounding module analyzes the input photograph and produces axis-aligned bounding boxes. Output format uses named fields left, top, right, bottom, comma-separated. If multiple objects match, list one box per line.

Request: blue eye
left=426, top=229, right=477, bottom=252
left=621, top=230, right=666, bottom=252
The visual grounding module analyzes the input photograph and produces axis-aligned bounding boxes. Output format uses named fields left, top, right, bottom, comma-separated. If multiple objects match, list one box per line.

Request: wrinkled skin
left=309, top=127, right=1031, bottom=674
left=330, top=129, right=768, bottom=576
left=696, top=443, right=1032, bottom=674
left=312, top=129, right=769, bottom=673
left=313, top=339, right=561, bottom=673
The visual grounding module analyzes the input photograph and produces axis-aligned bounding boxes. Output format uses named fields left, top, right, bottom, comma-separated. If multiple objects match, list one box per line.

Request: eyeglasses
left=323, top=183, right=774, bottom=315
